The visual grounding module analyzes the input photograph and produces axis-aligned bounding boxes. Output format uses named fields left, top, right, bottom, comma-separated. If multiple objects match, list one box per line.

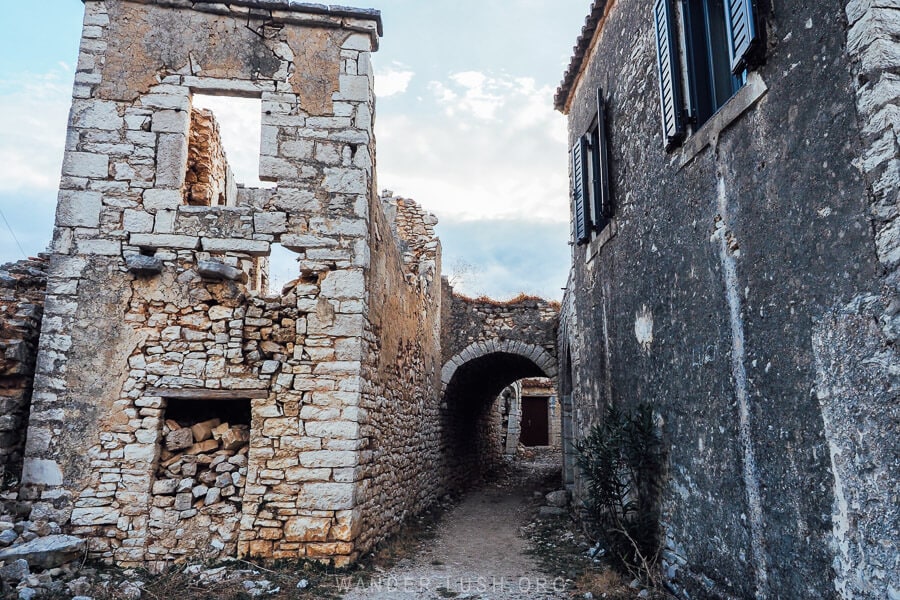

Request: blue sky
left=0, top=1, right=587, bottom=299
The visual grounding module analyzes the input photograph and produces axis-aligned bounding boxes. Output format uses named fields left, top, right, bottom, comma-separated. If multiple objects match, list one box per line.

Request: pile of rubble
left=153, top=418, right=250, bottom=516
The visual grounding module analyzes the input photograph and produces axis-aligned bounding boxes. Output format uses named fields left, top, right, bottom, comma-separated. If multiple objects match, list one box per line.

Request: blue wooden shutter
left=596, top=87, right=612, bottom=221
left=653, top=0, right=685, bottom=150
left=572, top=138, right=589, bottom=244
left=725, top=0, right=758, bottom=74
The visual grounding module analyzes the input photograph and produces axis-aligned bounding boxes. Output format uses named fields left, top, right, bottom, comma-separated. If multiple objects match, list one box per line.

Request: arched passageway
left=440, top=340, right=557, bottom=488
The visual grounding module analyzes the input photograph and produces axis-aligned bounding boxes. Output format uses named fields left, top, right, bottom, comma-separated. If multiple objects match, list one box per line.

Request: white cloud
left=0, top=69, right=73, bottom=192
left=374, top=63, right=414, bottom=98
left=378, top=70, right=570, bottom=224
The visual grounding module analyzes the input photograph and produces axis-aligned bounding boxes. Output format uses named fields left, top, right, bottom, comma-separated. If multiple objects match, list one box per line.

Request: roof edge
left=554, top=0, right=610, bottom=114
left=86, top=0, right=384, bottom=37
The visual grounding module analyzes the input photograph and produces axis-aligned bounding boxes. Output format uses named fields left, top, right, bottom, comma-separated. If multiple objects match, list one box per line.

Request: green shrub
left=575, top=403, right=663, bottom=574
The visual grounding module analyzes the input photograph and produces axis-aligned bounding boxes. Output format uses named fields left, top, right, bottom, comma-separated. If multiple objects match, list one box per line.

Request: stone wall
left=21, top=0, right=384, bottom=569
left=557, top=0, right=897, bottom=598
left=812, top=1, right=900, bottom=596
left=354, top=194, right=444, bottom=554
left=184, top=108, right=235, bottom=207
left=0, top=257, right=48, bottom=487
left=439, top=289, right=559, bottom=488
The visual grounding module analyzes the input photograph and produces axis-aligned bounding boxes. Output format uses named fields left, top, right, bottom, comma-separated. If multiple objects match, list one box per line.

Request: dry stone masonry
left=2, top=0, right=563, bottom=574
left=0, top=257, right=49, bottom=487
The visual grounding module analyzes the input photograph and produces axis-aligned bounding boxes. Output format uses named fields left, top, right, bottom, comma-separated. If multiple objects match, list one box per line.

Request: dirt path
left=341, top=454, right=569, bottom=600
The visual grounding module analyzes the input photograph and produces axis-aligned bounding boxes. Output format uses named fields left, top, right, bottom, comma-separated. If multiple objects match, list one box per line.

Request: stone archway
left=439, top=339, right=558, bottom=488
left=440, top=339, right=558, bottom=390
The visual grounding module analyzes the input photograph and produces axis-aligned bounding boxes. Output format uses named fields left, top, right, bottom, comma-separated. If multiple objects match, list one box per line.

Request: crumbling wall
left=354, top=194, right=444, bottom=555
left=0, top=257, right=48, bottom=487
left=184, top=108, right=235, bottom=206
left=23, top=0, right=382, bottom=569
left=557, top=0, right=896, bottom=598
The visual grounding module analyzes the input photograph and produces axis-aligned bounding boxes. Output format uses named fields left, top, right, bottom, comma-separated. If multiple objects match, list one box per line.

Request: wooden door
left=521, top=396, right=549, bottom=446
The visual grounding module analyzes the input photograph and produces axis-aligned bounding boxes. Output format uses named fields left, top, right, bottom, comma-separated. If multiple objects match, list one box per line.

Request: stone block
left=320, top=269, right=365, bottom=299
left=151, top=109, right=190, bottom=134
left=124, top=443, right=157, bottom=462
left=186, top=439, right=219, bottom=454
left=21, top=459, right=63, bottom=486
left=156, top=133, right=188, bottom=188
left=221, top=427, right=250, bottom=451
left=143, top=189, right=183, bottom=210
left=62, top=152, right=109, bottom=178
left=76, top=239, right=121, bottom=256
left=71, top=507, right=119, bottom=526
left=152, top=479, right=177, bottom=495
left=190, top=418, right=221, bottom=443
left=342, top=33, right=372, bottom=51
left=174, top=492, right=192, bottom=511
left=253, top=212, right=287, bottom=234
left=299, top=450, right=357, bottom=469
left=56, top=191, right=102, bottom=228
left=201, top=238, right=269, bottom=255
left=284, top=516, right=331, bottom=542
left=130, top=233, right=199, bottom=249
left=197, top=260, right=246, bottom=282
left=71, top=99, right=122, bottom=130
left=322, top=168, right=366, bottom=194
left=165, top=428, right=193, bottom=451
left=0, top=535, right=85, bottom=570
left=337, top=75, right=370, bottom=101
left=298, top=482, right=355, bottom=510
left=123, top=209, right=154, bottom=233
left=125, top=254, right=163, bottom=275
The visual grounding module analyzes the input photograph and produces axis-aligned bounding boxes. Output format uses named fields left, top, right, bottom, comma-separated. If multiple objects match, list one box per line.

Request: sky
left=0, top=1, right=588, bottom=300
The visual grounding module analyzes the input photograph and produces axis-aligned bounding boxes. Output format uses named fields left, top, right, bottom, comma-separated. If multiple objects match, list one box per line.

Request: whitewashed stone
left=201, top=238, right=269, bottom=255
left=71, top=507, right=119, bottom=526
left=130, top=233, right=199, bottom=249
left=156, top=133, right=188, bottom=188
left=76, top=239, right=121, bottom=256
left=56, top=191, right=102, bottom=228
left=299, top=482, right=355, bottom=510
left=321, top=270, right=365, bottom=299
left=62, top=152, right=109, bottom=178
left=151, top=109, right=190, bottom=134
left=143, top=189, right=182, bottom=210
left=21, top=459, right=63, bottom=486
left=123, top=209, right=154, bottom=233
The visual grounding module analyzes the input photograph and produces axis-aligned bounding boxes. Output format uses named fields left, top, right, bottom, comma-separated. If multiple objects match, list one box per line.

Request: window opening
left=156, top=397, right=251, bottom=512
left=189, top=94, right=274, bottom=207
left=683, top=0, right=743, bottom=128
left=267, top=243, right=301, bottom=295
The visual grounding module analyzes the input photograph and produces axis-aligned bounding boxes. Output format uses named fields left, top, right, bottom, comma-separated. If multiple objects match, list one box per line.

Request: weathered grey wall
left=559, top=0, right=897, bottom=598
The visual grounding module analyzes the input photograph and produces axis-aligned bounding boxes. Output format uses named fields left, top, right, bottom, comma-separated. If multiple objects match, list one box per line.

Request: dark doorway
left=521, top=396, right=549, bottom=446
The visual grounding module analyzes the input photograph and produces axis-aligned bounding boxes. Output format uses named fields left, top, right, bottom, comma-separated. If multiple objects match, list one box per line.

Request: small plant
left=575, top=403, right=663, bottom=581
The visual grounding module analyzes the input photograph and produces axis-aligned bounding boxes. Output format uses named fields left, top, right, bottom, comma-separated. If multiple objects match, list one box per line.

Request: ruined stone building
left=0, top=0, right=561, bottom=572
left=556, top=0, right=899, bottom=598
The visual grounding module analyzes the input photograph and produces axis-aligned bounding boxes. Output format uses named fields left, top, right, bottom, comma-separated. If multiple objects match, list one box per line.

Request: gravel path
left=342, top=453, right=568, bottom=600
